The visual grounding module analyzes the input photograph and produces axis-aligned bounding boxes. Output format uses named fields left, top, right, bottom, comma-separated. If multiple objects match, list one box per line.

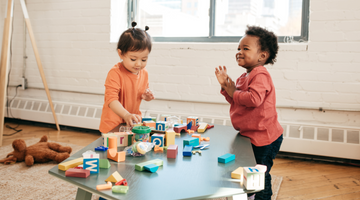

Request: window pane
left=137, top=0, right=210, bottom=37
left=110, top=0, right=128, bottom=43
left=215, top=0, right=303, bottom=37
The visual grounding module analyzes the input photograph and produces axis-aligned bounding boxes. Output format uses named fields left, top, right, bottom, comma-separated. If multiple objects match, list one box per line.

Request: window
left=111, top=0, right=309, bottom=43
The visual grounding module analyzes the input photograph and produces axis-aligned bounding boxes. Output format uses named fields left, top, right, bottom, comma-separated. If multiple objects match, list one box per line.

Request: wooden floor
left=2, top=122, right=360, bottom=200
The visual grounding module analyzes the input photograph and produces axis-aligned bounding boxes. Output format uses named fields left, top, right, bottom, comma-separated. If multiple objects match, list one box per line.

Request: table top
left=49, top=125, right=256, bottom=200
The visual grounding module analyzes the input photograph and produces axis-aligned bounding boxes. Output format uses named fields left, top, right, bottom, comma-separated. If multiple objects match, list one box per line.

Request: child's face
left=118, top=49, right=150, bottom=74
left=236, top=35, right=266, bottom=72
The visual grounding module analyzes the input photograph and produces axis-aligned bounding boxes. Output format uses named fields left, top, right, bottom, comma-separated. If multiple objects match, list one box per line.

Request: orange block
left=108, top=136, right=117, bottom=149
left=203, top=137, right=210, bottom=141
left=107, top=149, right=126, bottom=162
left=96, top=181, right=112, bottom=190
left=154, top=145, right=163, bottom=152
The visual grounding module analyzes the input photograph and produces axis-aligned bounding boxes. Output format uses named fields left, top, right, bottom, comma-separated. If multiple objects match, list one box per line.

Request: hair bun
left=131, top=21, right=137, bottom=28
left=145, top=26, right=149, bottom=31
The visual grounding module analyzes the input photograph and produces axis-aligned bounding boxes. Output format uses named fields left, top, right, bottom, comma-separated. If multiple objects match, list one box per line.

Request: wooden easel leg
left=0, top=0, right=15, bottom=146
left=19, top=0, right=60, bottom=131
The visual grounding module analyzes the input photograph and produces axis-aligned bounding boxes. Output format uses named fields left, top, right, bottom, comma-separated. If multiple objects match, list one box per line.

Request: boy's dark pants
left=248, top=134, right=283, bottom=200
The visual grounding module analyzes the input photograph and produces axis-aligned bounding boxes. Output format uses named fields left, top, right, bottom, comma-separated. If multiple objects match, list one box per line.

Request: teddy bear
left=0, top=135, right=72, bottom=166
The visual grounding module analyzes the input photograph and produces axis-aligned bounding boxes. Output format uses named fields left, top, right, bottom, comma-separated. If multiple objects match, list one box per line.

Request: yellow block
left=105, top=171, right=123, bottom=183
left=165, top=130, right=175, bottom=146
left=58, top=157, right=83, bottom=171
left=231, top=167, right=243, bottom=179
left=197, top=123, right=208, bottom=133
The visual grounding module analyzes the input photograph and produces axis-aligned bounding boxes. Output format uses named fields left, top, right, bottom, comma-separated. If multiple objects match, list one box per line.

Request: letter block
left=151, top=133, right=165, bottom=147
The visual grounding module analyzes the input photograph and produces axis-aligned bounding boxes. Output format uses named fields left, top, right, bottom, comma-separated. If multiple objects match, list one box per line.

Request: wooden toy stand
left=0, top=0, right=60, bottom=146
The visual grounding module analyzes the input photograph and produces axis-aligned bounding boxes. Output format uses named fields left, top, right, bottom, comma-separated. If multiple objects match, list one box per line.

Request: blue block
left=95, top=146, right=108, bottom=151
left=142, top=117, right=152, bottom=122
left=144, top=164, right=159, bottom=173
left=83, top=158, right=99, bottom=174
left=183, top=145, right=193, bottom=157
left=183, top=138, right=199, bottom=147
left=187, top=121, right=193, bottom=130
left=151, top=134, right=165, bottom=147
left=156, top=121, right=166, bottom=131
left=218, top=153, right=235, bottom=163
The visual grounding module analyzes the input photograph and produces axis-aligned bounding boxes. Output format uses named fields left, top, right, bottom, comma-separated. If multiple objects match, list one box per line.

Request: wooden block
left=135, top=159, right=163, bottom=171
left=108, top=136, right=117, bottom=149
left=105, top=171, right=123, bottom=183
left=156, top=121, right=169, bottom=131
left=197, top=123, right=208, bottom=133
left=151, top=133, right=165, bottom=147
left=154, top=145, right=164, bottom=152
left=144, top=164, right=159, bottom=173
left=95, top=146, right=108, bottom=151
left=107, top=149, right=126, bottom=162
left=160, top=114, right=171, bottom=121
left=112, top=185, right=129, bottom=194
left=207, top=124, right=215, bottom=129
left=102, top=133, right=117, bottom=147
left=65, top=168, right=90, bottom=178
left=165, top=130, right=175, bottom=146
left=96, top=181, right=112, bottom=190
left=83, top=158, right=99, bottom=174
left=187, top=116, right=199, bottom=126
left=58, top=157, right=83, bottom=171
left=143, top=121, right=156, bottom=129
left=114, top=132, right=133, bottom=147
left=115, top=179, right=128, bottom=186
left=190, top=125, right=199, bottom=131
left=174, top=125, right=187, bottom=133
left=183, top=138, right=199, bottom=147
left=231, top=167, right=243, bottom=179
left=218, top=153, right=235, bottom=163
left=99, top=159, right=111, bottom=169
left=183, top=145, right=193, bottom=157
left=167, top=144, right=178, bottom=159
left=192, top=134, right=201, bottom=140
left=142, top=117, right=153, bottom=122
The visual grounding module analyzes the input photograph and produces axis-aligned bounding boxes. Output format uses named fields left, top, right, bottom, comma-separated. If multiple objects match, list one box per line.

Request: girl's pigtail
left=145, top=26, right=149, bottom=32
left=131, top=21, right=137, bottom=29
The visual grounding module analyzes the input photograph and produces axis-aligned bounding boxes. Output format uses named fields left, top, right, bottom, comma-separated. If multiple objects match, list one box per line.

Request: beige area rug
left=0, top=139, right=282, bottom=200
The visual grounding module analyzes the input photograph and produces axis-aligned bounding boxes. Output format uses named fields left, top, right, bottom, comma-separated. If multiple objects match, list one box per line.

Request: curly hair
left=245, top=26, right=278, bottom=65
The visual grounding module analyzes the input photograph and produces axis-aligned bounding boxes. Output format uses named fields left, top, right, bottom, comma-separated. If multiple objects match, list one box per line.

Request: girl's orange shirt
left=99, top=62, right=148, bottom=133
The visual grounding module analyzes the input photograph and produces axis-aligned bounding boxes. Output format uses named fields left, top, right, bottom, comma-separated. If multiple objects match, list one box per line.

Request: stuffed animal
left=0, top=135, right=72, bottom=166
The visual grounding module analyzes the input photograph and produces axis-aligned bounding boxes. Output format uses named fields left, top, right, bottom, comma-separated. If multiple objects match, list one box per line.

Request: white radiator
left=5, top=97, right=360, bottom=160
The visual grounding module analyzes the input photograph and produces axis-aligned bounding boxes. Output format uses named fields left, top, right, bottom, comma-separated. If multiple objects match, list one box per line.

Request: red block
left=167, top=144, right=178, bottom=159
left=174, top=125, right=187, bottom=133
left=115, top=179, right=128, bottom=186
left=65, top=168, right=90, bottom=178
left=190, top=125, right=199, bottom=131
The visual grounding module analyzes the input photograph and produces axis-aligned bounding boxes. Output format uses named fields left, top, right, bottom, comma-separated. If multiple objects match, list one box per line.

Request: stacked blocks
left=144, top=164, right=159, bottom=173
left=167, top=144, right=178, bottom=158
left=151, top=133, right=165, bottom=147
left=183, top=145, right=193, bottom=157
left=183, top=138, right=200, bottom=147
left=218, top=153, right=235, bottom=163
left=135, top=159, right=163, bottom=171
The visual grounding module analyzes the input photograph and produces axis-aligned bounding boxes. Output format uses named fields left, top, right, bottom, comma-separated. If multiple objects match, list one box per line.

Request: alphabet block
left=151, top=133, right=165, bottom=147
left=156, top=121, right=169, bottom=131
left=143, top=120, right=156, bottom=130
left=187, top=116, right=199, bottom=126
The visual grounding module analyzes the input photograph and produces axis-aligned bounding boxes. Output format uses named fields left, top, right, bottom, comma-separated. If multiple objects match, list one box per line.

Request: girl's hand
left=215, top=66, right=228, bottom=87
left=123, top=113, right=142, bottom=127
left=224, top=76, right=236, bottom=97
left=141, top=88, right=155, bottom=101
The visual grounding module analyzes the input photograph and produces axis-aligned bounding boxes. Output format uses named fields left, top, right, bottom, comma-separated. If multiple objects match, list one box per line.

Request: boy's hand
left=141, top=88, right=155, bottom=101
left=215, top=66, right=228, bottom=87
left=123, top=113, right=142, bottom=127
left=224, top=76, right=236, bottom=97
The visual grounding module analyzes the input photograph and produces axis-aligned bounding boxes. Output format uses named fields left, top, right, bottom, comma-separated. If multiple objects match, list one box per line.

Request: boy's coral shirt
left=221, top=66, right=283, bottom=146
left=99, top=62, right=148, bottom=133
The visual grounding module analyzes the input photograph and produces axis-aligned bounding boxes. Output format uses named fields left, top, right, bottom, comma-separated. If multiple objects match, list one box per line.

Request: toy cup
left=132, top=126, right=151, bottom=142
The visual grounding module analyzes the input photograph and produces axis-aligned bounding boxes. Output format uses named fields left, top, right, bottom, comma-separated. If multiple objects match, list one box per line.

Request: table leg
left=75, top=187, right=92, bottom=200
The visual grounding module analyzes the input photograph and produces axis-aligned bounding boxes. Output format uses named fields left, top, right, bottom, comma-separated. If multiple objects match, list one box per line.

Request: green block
left=183, top=138, right=199, bottom=147
left=135, top=159, right=163, bottom=171
left=99, top=159, right=110, bottom=169
left=112, top=185, right=129, bottom=193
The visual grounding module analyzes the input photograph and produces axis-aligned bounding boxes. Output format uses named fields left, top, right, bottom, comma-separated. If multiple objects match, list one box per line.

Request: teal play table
left=49, top=125, right=257, bottom=200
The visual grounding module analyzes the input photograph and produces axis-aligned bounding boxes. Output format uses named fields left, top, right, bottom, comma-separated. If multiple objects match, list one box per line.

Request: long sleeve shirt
left=221, top=66, right=283, bottom=146
left=99, top=62, right=149, bottom=133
